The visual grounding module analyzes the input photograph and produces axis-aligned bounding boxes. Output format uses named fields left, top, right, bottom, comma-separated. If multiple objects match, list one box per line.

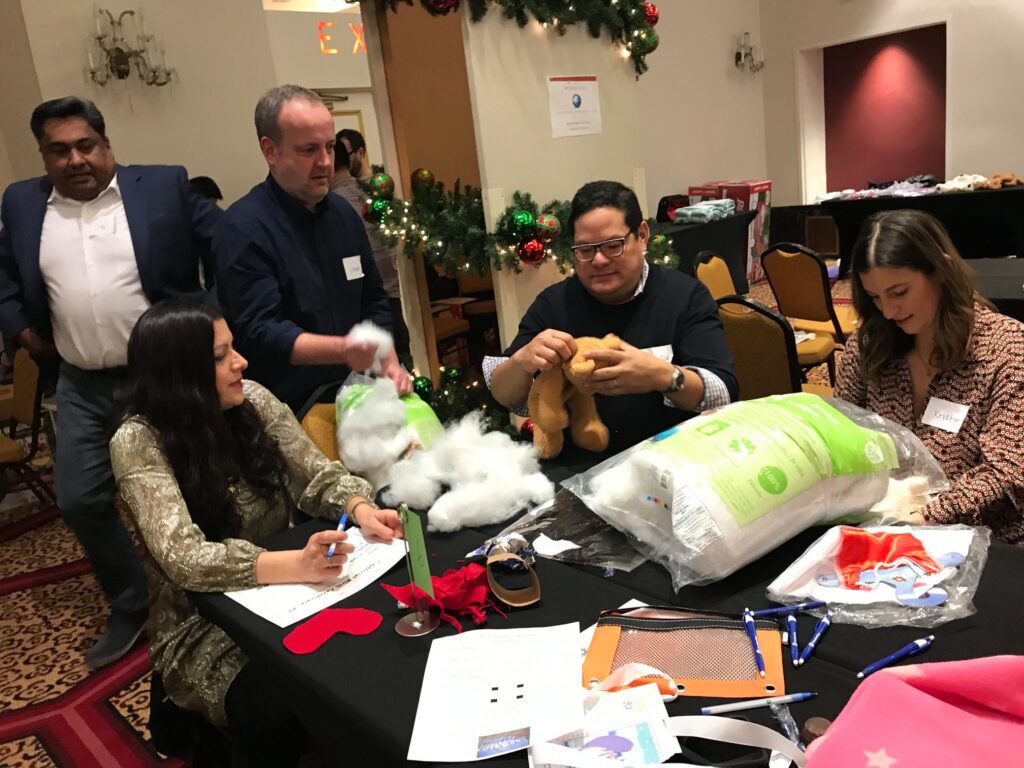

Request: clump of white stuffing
left=347, top=321, right=394, bottom=374
left=384, top=412, right=554, bottom=532
left=337, top=377, right=417, bottom=491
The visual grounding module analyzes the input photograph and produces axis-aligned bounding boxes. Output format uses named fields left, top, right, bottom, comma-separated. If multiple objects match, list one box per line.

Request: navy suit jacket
left=0, top=164, right=221, bottom=342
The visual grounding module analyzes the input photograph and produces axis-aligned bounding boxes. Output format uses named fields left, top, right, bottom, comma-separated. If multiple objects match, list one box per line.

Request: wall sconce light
left=735, top=32, right=765, bottom=73
left=87, top=9, right=175, bottom=87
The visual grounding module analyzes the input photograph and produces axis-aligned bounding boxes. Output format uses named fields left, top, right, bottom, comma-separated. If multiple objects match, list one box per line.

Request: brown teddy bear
left=527, top=334, right=621, bottom=459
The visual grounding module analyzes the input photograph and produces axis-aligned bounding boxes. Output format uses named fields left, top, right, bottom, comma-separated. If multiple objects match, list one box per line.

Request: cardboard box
left=719, top=180, right=772, bottom=284
left=687, top=182, right=729, bottom=204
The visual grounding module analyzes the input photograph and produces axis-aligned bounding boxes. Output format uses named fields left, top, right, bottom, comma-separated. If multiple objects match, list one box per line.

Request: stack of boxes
left=686, top=179, right=772, bottom=284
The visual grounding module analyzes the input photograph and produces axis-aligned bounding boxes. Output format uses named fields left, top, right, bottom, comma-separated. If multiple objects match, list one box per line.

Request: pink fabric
left=807, top=656, right=1024, bottom=767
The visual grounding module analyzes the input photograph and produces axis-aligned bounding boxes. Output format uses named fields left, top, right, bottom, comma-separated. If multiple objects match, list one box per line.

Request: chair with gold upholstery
left=716, top=295, right=833, bottom=400
left=693, top=250, right=737, bottom=301
left=0, top=349, right=56, bottom=504
left=760, top=242, right=858, bottom=345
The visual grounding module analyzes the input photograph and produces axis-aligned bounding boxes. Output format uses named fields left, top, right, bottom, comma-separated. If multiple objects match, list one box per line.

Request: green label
left=650, top=393, right=897, bottom=528
left=399, top=504, right=434, bottom=599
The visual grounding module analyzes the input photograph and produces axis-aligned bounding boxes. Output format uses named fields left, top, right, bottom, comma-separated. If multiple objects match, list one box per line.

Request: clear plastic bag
left=562, top=394, right=948, bottom=591
left=766, top=524, right=990, bottom=628
left=488, top=488, right=647, bottom=572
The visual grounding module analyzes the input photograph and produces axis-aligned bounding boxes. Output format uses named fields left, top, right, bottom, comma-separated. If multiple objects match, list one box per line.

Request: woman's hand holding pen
left=299, top=529, right=353, bottom=582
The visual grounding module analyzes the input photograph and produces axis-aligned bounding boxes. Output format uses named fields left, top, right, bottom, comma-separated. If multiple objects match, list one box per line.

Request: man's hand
left=339, top=334, right=378, bottom=372
left=14, top=328, right=57, bottom=361
left=510, top=329, right=577, bottom=375
left=380, top=348, right=412, bottom=395
left=584, top=340, right=674, bottom=396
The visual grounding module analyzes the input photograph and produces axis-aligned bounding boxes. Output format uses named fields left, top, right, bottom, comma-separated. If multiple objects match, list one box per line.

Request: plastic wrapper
left=562, top=393, right=948, bottom=591
left=766, top=524, right=990, bottom=628
left=486, top=488, right=646, bottom=572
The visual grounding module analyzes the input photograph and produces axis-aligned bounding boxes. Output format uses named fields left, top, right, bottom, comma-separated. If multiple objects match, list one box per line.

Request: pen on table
left=787, top=614, right=800, bottom=667
left=798, top=612, right=832, bottom=665
left=742, top=608, right=766, bottom=678
left=325, top=512, right=349, bottom=560
left=749, top=601, right=827, bottom=618
left=857, top=635, right=934, bottom=679
left=701, top=692, right=817, bottom=716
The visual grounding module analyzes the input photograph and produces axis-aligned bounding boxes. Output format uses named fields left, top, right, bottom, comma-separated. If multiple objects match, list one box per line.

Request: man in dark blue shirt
left=215, top=84, right=411, bottom=413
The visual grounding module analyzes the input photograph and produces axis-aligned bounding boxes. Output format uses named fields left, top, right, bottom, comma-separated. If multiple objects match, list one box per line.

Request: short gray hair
left=254, top=84, right=324, bottom=143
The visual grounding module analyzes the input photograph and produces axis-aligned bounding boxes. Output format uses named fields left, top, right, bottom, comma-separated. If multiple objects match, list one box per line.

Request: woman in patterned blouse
left=835, top=209, right=1024, bottom=544
left=110, top=300, right=403, bottom=766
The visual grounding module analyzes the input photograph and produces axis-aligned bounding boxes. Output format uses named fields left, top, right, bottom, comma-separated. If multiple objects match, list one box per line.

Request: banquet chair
left=716, top=295, right=833, bottom=400
left=692, top=251, right=737, bottom=300
left=0, top=349, right=56, bottom=505
left=760, top=242, right=858, bottom=345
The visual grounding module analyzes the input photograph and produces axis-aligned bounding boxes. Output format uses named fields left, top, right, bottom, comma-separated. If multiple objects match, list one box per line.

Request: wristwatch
left=661, top=367, right=686, bottom=395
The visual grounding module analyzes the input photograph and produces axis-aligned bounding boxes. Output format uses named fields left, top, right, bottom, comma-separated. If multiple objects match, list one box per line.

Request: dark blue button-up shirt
left=215, top=175, right=391, bottom=412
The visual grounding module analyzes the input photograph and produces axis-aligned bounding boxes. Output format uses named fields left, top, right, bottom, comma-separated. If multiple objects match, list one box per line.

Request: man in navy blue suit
left=0, top=97, right=220, bottom=668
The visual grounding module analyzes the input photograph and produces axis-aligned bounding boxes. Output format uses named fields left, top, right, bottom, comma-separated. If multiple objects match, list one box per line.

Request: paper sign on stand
left=395, top=504, right=440, bottom=636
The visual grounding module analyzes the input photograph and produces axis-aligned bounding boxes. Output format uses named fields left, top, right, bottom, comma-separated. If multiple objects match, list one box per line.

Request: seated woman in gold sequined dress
left=110, top=299, right=402, bottom=766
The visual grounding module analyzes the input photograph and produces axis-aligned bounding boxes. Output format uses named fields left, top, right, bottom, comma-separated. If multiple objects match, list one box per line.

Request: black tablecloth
left=821, top=186, right=1024, bottom=277
left=192, top=470, right=1024, bottom=767
left=655, top=211, right=757, bottom=294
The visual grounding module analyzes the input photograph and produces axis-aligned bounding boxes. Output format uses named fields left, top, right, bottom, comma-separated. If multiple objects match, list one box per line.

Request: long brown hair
left=850, top=209, right=991, bottom=384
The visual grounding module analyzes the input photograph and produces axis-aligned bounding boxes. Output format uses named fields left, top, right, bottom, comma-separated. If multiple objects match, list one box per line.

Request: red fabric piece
left=283, top=607, right=383, bottom=654
left=380, top=563, right=506, bottom=632
left=835, top=526, right=940, bottom=590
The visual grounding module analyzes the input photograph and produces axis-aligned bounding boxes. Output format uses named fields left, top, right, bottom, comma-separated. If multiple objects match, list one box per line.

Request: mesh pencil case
left=582, top=606, right=785, bottom=699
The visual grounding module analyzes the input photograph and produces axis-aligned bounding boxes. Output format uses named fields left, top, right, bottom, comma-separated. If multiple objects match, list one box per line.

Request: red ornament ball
left=517, top=238, right=546, bottom=265
left=519, top=418, right=535, bottom=441
left=424, top=0, right=459, bottom=14
left=643, top=2, right=660, bottom=26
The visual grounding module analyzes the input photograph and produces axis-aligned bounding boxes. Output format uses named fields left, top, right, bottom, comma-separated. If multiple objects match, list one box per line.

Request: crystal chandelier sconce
left=734, top=31, right=765, bottom=73
left=87, top=9, right=175, bottom=87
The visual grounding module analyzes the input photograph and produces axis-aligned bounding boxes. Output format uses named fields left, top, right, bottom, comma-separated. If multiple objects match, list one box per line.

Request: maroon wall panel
left=824, top=24, right=946, bottom=192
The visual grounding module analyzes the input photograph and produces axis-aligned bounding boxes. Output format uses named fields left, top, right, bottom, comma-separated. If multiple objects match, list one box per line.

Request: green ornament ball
left=442, top=366, right=462, bottom=385
left=363, top=197, right=391, bottom=223
left=536, top=213, right=562, bottom=243
left=649, top=234, right=668, bottom=248
left=368, top=172, right=395, bottom=200
left=508, top=209, right=536, bottom=239
left=411, top=167, right=435, bottom=192
left=637, top=29, right=659, bottom=54
left=412, top=376, right=433, bottom=397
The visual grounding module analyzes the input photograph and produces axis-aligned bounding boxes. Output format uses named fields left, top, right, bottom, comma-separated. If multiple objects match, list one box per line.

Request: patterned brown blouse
left=836, top=305, right=1024, bottom=545
left=110, top=380, right=372, bottom=726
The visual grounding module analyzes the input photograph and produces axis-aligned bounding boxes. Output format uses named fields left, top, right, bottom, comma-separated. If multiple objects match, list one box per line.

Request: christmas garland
left=366, top=0, right=661, bottom=77
left=367, top=169, right=678, bottom=275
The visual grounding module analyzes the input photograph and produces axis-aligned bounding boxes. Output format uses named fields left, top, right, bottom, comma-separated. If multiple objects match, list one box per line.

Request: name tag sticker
left=644, top=344, right=674, bottom=362
left=921, top=397, right=969, bottom=434
left=342, top=256, right=364, bottom=281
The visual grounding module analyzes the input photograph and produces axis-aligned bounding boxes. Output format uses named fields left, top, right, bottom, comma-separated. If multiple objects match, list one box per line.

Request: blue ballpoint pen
left=750, top=601, right=827, bottom=618
left=787, top=614, right=800, bottom=667
left=857, top=635, right=935, bottom=678
left=325, top=512, right=349, bottom=560
left=798, top=612, right=832, bottom=665
left=742, top=608, right=766, bottom=678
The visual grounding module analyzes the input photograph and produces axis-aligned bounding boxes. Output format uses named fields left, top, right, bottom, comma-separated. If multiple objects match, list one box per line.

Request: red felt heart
left=282, top=607, right=383, bottom=654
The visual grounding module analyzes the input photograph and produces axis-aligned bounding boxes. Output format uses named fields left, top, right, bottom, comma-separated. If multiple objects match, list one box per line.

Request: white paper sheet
left=224, top=528, right=405, bottom=627
left=408, top=623, right=584, bottom=762
left=548, top=76, right=602, bottom=138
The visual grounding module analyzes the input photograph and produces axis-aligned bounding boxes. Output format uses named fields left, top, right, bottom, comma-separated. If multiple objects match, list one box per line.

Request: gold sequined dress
left=110, top=380, right=372, bottom=726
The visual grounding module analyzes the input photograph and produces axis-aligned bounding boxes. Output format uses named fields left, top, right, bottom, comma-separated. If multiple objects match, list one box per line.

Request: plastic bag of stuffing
left=562, top=393, right=947, bottom=590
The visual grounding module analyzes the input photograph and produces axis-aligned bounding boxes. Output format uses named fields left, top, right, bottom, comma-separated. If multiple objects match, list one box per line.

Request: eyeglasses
left=571, top=232, right=634, bottom=262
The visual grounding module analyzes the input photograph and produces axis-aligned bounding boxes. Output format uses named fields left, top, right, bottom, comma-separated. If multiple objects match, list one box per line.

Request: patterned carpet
left=0, top=473, right=182, bottom=767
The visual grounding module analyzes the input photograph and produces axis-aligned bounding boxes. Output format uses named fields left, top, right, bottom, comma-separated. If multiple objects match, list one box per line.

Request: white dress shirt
left=38, top=176, right=150, bottom=369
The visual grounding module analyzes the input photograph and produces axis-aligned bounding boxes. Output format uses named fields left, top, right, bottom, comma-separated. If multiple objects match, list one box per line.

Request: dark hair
left=121, top=300, right=289, bottom=541
left=568, top=180, right=643, bottom=237
left=336, top=128, right=365, bottom=155
left=850, top=209, right=991, bottom=383
left=30, top=96, right=107, bottom=141
left=333, top=131, right=351, bottom=172
left=189, top=176, right=223, bottom=201
left=254, top=84, right=323, bottom=143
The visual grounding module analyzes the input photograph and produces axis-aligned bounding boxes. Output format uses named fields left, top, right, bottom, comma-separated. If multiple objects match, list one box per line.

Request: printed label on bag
left=342, top=256, right=364, bottom=281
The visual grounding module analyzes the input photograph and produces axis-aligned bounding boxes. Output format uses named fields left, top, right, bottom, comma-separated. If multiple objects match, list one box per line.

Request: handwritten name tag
left=921, top=397, right=969, bottom=434
left=342, top=256, right=364, bottom=281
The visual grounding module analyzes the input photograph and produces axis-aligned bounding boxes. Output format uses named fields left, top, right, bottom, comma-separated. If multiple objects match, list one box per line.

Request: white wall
left=18, top=0, right=278, bottom=204
left=760, top=0, right=1024, bottom=205
left=636, top=2, right=767, bottom=204
left=0, top=135, right=14, bottom=193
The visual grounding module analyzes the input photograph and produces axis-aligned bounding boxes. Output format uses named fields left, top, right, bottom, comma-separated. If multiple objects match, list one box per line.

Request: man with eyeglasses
left=487, top=180, right=737, bottom=454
